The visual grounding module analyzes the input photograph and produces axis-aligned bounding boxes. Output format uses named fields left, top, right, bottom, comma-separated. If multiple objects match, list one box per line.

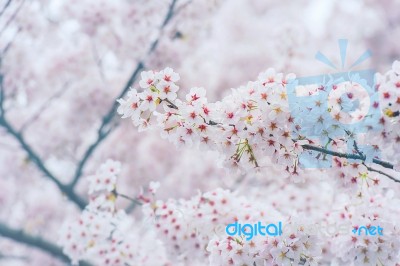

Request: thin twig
left=1, top=26, right=20, bottom=55
left=352, top=140, right=364, bottom=157
left=362, top=163, right=400, bottom=183
left=69, top=62, right=144, bottom=188
left=20, top=82, right=70, bottom=132
left=0, top=0, right=25, bottom=37
left=116, top=192, right=142, bottom=205
left=69, top=0, right=179, bottom=188
left=163, top=98, right=179, bottom=109
left=0, top=222, right=93, bottom=266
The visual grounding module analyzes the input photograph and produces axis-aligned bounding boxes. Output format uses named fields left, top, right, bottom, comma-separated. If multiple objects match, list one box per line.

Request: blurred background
left=0, top=0, right=399, bottom=265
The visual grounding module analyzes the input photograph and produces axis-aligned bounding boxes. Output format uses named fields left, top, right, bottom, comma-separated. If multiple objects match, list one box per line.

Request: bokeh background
left=0, top=0, right=399, bottom=265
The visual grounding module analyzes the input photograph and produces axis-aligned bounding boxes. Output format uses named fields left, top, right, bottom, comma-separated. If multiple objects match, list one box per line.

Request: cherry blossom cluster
left=372, top=60, right=400, bottom=171
left=118, top=66, right=400, bottom=185
left=207, top=225, right=322, bottom=266
left=330, top=193, right=400, bottom=265
left=329, top=156, right=382, bottom=195
left=141, top=187, right=323, bottom=265
left=114, top=65, right=400, bottom=266
left=118, top=67, right=308, bottom=178
left=58, top=160, right=400, bottom=265
left=289, top=76, right=380, bottom=147
left=59, top=160, right=168, bottom=266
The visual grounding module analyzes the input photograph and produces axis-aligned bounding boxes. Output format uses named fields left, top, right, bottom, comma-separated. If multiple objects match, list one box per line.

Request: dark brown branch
left=70, top=0, right=179, bottom=188
left=0, top=222, right=92, bottom=266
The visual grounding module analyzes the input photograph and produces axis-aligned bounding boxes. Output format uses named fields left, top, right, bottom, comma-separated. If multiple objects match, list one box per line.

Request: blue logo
left=352, top=225, right=383, bottom=236
left=225, top=221, right=282, bottom=241
left=287, top=39, right=382, bottom=168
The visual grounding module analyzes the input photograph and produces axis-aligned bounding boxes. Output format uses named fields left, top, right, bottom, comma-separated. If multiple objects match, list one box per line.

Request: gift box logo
left=287, top=39, right=382, bottom=168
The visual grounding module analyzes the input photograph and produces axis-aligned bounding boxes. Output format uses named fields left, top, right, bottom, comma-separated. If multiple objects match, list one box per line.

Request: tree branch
left=1, top=58, right=86, bottom=208
left=0, top=222, right=92, bottom=266
left=69, top=0, right=179, bottom=188
left=0, top=0, right=12, bottom=18
left=0, top=252, right=28, bottom=262
left=301, top=144, right=394, bottom=170
left=362, top=163, right=400, bottom=183
left=0, top=73, right=4, bottom=117
left=19, top=82, right=70, bottom=132
left=0, top=115, right=86, bottom=209
left=301, top=144, right=399, bottom=182
left=0, top=0, right=25, bottom=37
left=69, top=62, right=144, bottom=188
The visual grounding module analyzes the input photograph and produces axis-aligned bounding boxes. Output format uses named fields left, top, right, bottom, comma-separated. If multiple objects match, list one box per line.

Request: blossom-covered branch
left=117, top=65, right=400, bottom=186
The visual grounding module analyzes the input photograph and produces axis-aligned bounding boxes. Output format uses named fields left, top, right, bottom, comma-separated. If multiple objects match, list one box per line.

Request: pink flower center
left=191, top=94, right=200, bottom=101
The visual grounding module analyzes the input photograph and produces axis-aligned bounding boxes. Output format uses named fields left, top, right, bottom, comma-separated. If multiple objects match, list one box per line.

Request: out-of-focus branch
left=0, top=68, right=86, bottom=208
left=0, top=253, right=28, bottom=262
left=0, top=222, right=92, bottom=266
left=0, top=115, right=87, bottom=209
left=0, top=0, right=12, bottom=18
left=1, top=26, right=20, bottom=55
left=0, top=73, right=4, bottom=117
left=20, top=82, right=70, bottom=132
left=69, top=62, right=143, bottom=188
left=70, top=0, right=179, bottom=188
left=0, top=0, right=25, bottom=37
